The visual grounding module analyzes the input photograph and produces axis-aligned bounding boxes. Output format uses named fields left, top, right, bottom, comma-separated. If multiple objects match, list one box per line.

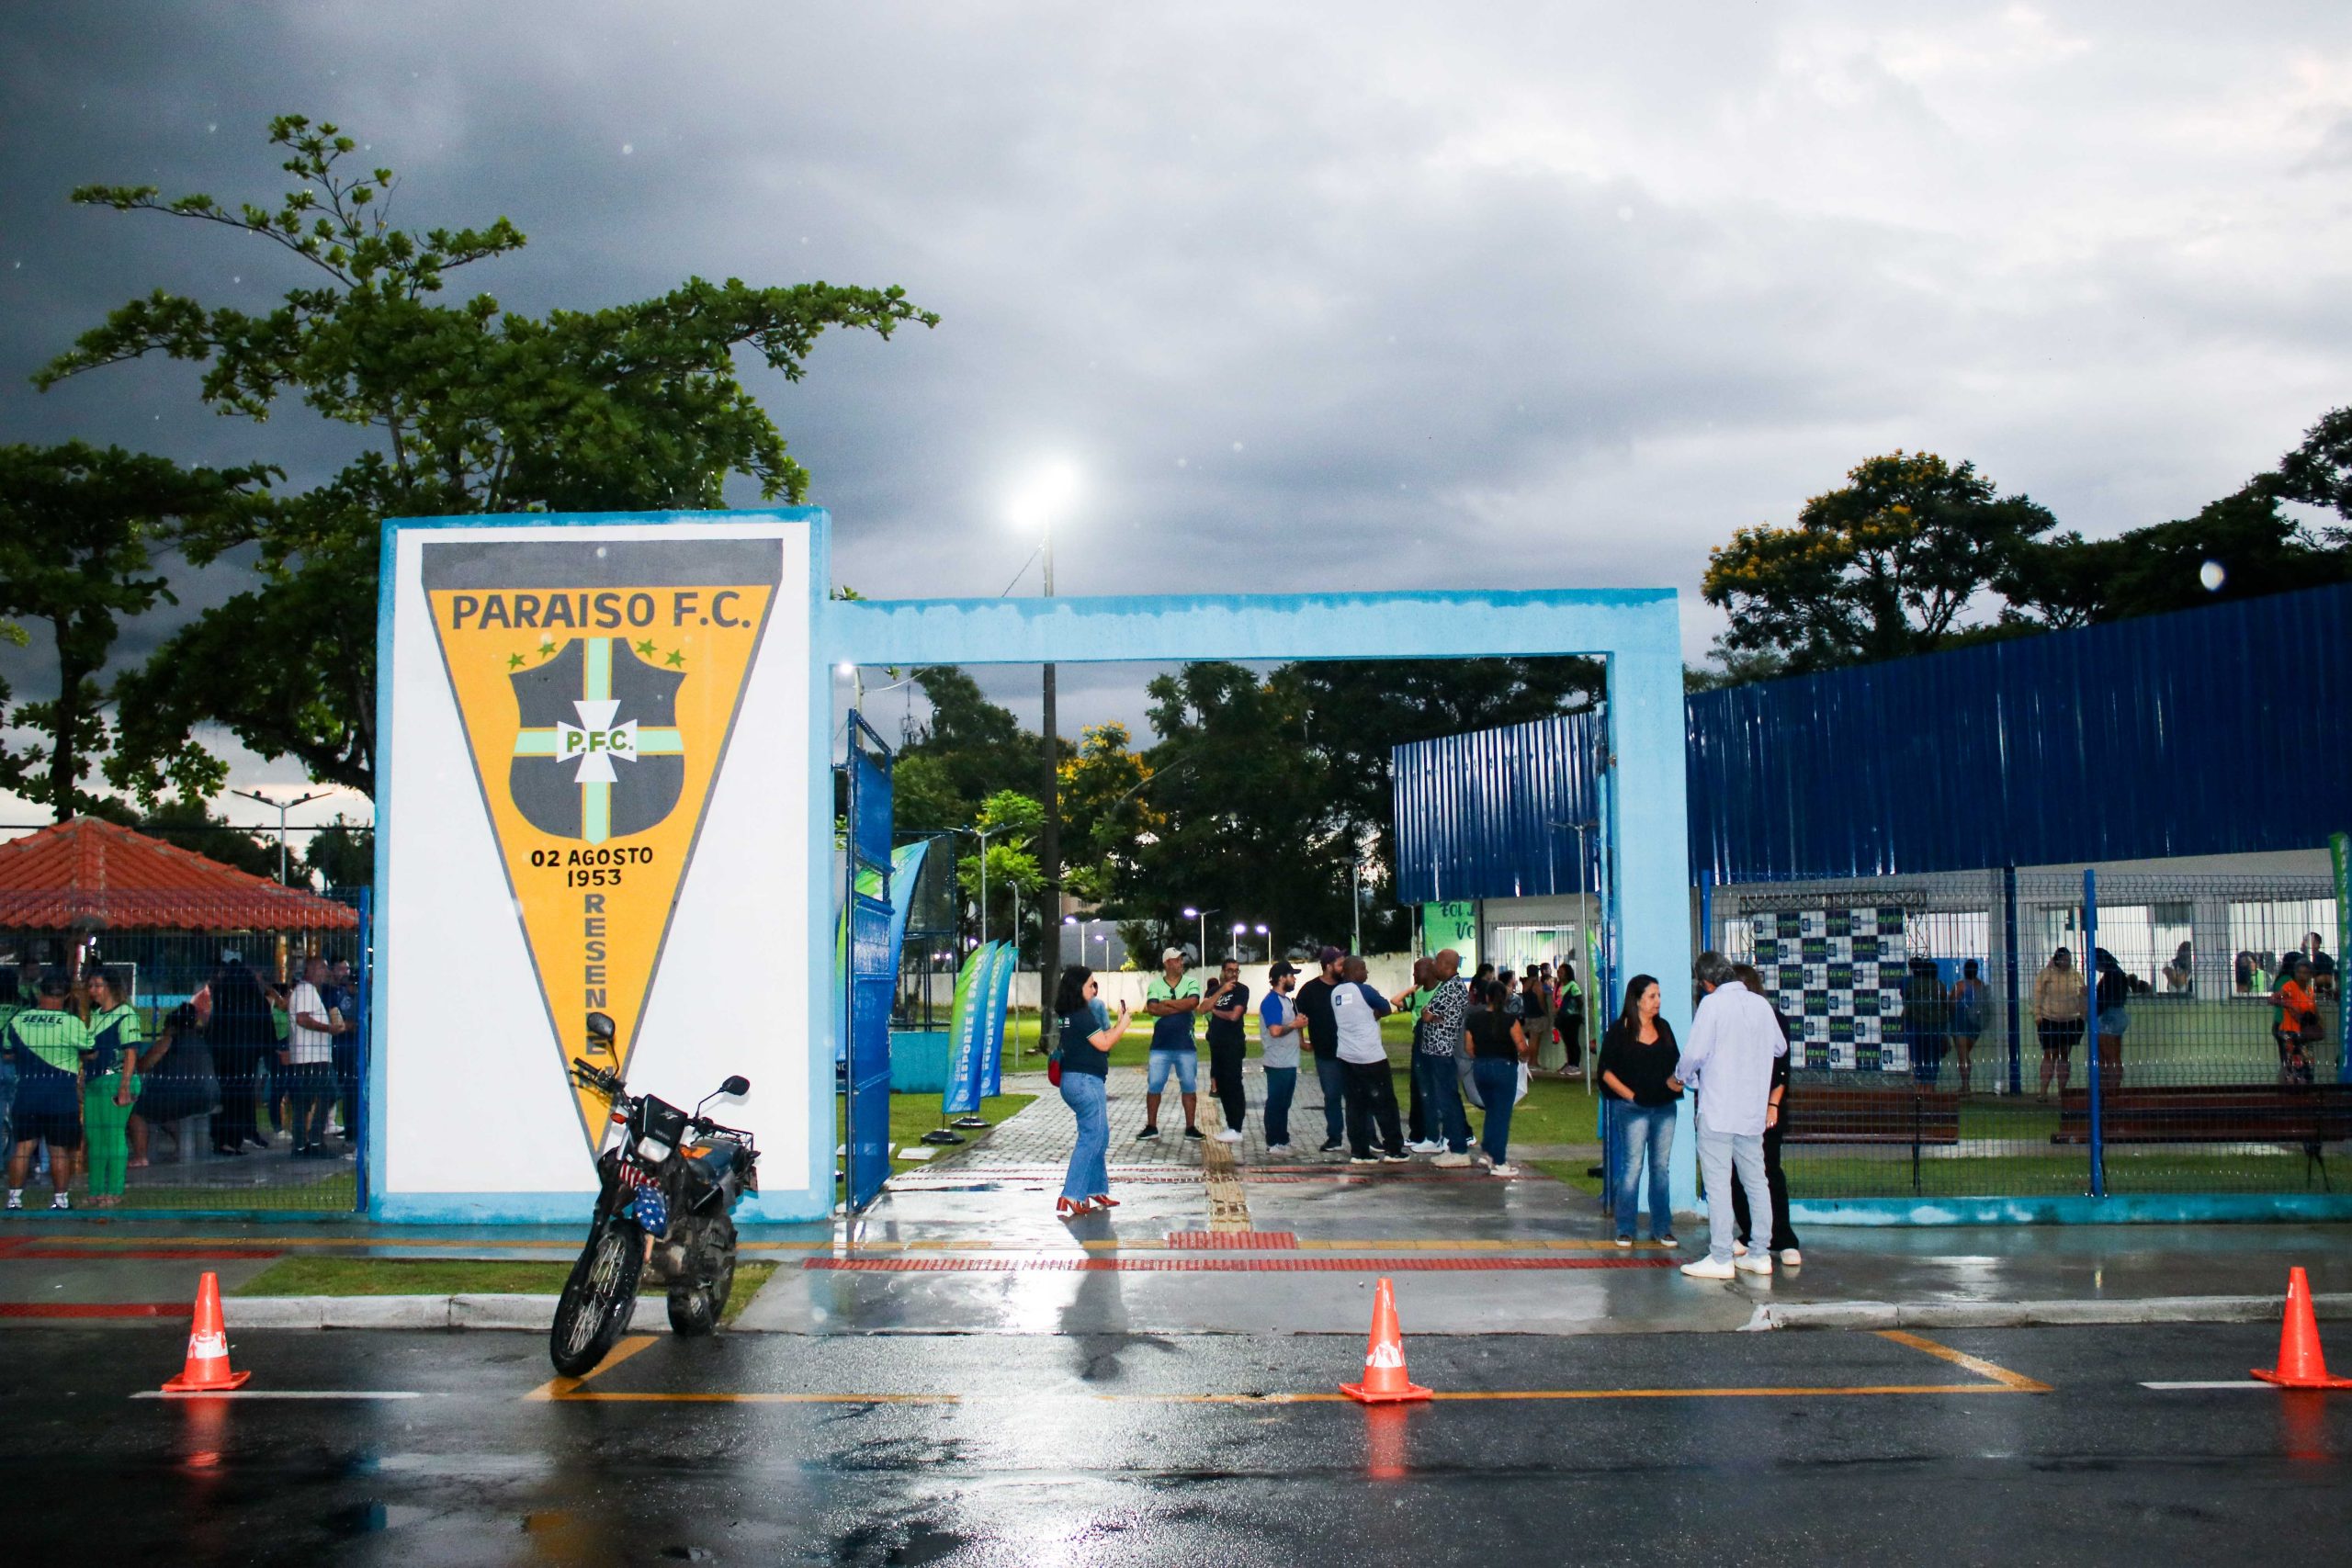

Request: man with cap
left=1258, top=961, right=1305, bottom=1152
left=5, top=971, right=91, bottom=1210
left=1334, top=956, right=1408, bottom=1164
left=1295, top=946, right=1348, bottom=1153
left=1139, top=946, right=1205, bottom=1140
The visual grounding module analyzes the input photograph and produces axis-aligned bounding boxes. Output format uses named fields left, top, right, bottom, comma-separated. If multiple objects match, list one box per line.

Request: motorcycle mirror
left=719, top=1075, right=751, bottom=1098
left=585, top=1010, right=616, bottom=1043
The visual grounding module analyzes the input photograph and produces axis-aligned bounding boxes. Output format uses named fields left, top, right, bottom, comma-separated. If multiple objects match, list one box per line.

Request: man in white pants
left=1675, top=950, right=1785, bottom=1280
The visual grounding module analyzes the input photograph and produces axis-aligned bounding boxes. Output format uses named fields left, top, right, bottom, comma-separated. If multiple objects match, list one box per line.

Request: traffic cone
left=1340, top=1277, right=1431, bottom=1404
left=2250, top=1267, right=2352, bottom=1390
left=162, top=1271, right=251, bottom=1393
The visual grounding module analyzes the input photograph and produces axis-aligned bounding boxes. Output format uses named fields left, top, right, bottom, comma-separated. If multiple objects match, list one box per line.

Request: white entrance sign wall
left=373, top=513, right=820, bottom=1223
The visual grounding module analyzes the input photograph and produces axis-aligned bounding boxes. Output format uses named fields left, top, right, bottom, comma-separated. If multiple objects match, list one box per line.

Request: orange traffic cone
left=1340, top=1277, right=1432, bottom=1404
left=163, top=1271, right=251, bottom=1393
left=2250, top=1267, right=2352, bottom=1390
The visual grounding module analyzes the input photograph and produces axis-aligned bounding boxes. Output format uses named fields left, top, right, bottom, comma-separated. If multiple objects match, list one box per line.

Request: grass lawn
left=232, top=1255, right=780, bottom=1323
left=831, top=1091, right=1038, bottom=1171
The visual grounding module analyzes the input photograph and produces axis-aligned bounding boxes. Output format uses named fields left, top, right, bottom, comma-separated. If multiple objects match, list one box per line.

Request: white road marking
left=2139, top=1381, right=2270, bottom=1391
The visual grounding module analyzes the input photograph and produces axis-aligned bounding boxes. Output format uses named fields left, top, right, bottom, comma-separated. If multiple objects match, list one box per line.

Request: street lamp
left=1229, top=920, right=1245, bottom=962
left=230, top=787, right=334, bottom=886
left=1010, top=460, right=1080, bottom=1054
left=1253, top=922, right=1270, bottom=962
left=1182, top=906, right=1218, bottom=964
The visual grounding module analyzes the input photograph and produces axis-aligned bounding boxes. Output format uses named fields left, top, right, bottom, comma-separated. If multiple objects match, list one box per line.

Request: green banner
left=1422, top=901, right=1476, bottom=967
left=943, top=945, right=990, bottom=1116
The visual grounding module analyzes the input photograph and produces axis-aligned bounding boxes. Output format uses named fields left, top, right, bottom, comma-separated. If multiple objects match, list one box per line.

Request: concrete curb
left=224, top=1294, right=666, bottom=1331
left=1758, top=1292, right=2352, bottom=1331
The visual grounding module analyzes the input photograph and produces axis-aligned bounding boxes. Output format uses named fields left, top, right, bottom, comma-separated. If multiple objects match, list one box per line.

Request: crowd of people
left=0, top=949, right=364, bottom=1211
left=1048, top=945, right=1577, bottom=1216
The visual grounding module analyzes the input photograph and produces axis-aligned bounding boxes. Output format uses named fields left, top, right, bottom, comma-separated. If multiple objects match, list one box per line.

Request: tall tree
left=1703, top=451, right=2059, bottom=674
left=0, top=443, right=267, bottom=818
left=40, top=114, right=936, bottom=798
left=1996, top=484, right=2346, bottom=628
left=2267, top=404, right=2352, bottom=544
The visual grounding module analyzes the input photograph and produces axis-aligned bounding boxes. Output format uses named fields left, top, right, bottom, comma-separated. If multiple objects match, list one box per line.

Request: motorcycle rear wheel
left=549, top=1217, right=644, bottom=1376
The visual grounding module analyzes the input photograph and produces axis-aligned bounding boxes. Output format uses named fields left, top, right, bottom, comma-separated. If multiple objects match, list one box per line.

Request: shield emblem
left=508, top=637, right=687, bottom=842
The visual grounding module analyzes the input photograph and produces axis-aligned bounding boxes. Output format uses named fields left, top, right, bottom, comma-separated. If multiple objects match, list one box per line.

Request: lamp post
left=1253, top=922, right=1270, bottom=963
left=1011, top=461, right=1079, bottom=1057
left=1182, top=906, right=1219, bottom=964
left=230, top=787, right=333, bottom=886
left=1229, top=921, right=1245, bottom=962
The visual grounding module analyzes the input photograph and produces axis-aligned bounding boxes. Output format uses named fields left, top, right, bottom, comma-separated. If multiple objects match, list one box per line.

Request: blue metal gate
left=844, top=713, right=896, bottom=1211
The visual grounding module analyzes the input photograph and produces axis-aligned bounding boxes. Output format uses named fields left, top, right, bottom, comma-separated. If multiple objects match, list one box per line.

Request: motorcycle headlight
left=637, top=1136, right=673, bottom=1165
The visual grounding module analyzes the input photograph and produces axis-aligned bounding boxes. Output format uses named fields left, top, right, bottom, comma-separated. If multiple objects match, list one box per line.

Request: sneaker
left=1348, top=1155, right=1381, bottom=1166
left=1318, top=1139, right=1344, bottom=1154
left=1407, top=1139, right=1443, bottom=1155
left=1264, top=1143, right=1291, bottom=1156
left=1657, top=1235, right=1678, bottom=1247
left=1379, top=1151, right=1411, bottom=1164
left=4, top=1191, right=19, bottom=1211
left=1733, top=1254, right=1773, bottom=1276
left=1136, top=1125, right=1160, bottom=1140
left=1488, top=1163, right=1520, bottom=1178
left=1732, top=1242, right=1747, bottom=1257
left=1776, top=1248, right=1804, bottom=1267
left=1679, top=1257, right=1736, bottom=1280
left=1433, top=1152, right=1472, bottom=1168
left=1214, top=1128, right=1243, bottom=1144
left=1184, top=1126, right=1206, bottom=1141
left=50, top=1193, right=70, bottom=1211
left=1614, top=1235, right=1634, bottom=1248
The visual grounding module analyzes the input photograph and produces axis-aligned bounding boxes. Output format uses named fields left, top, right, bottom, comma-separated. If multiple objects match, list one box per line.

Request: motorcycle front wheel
left=666, top=1215, right=736, bottom=1337
left=549, top=1216, right=644, bottom=1376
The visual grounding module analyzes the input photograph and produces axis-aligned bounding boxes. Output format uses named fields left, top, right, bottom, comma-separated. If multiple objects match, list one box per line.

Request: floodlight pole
left=231, top=787, right=332, bottom=886
left=1039, top=518, right=1061, bottom=1059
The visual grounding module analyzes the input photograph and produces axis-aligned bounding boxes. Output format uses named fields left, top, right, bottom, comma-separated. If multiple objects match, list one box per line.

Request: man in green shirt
left=1140, top=946, right=1205, bottom=1140
left=6, top=971, right=91, bottom=1210
left=83, top=966, right=143, bottom=1205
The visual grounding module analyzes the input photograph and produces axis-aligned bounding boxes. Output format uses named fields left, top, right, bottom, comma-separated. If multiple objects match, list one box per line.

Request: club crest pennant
left=422, top=538, right=783, bottom=1151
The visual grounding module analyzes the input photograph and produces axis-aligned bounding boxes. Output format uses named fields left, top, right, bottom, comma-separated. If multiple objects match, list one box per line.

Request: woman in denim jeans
left=1052, top=967, right=1128, bottom=1219
left=1597, top=975, right=1679, bottom=1247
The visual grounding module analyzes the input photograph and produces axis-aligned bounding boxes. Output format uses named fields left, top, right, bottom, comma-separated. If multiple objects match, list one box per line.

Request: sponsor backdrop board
left=1748, top=907, right=1911, bottom=1073
left=376, top=513, right=820, bottom=1222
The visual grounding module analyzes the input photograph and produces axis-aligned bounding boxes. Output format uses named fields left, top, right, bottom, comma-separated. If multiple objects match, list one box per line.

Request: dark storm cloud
left=5, top=0, right=2351, bottom=797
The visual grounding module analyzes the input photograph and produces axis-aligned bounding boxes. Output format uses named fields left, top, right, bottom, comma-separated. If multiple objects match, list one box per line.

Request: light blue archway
left=811, top=585, right=1695, bottom=1218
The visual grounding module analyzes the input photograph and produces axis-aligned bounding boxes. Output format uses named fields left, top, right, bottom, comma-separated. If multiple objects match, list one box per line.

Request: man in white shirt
left=1675, top=951, right=1785, bottom=1279
left=284, top=956, right=354, bottom=1158
left=1333, top=957, right=1408, bottom=1165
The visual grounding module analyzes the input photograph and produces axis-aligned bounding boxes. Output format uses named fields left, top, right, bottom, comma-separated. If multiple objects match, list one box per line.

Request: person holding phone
left=1053, top=967, right=1128, bottom=1218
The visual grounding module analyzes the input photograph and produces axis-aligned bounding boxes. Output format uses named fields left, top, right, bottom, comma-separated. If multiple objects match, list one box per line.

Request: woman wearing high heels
left=1053, top=966, right=1127, bottom=1219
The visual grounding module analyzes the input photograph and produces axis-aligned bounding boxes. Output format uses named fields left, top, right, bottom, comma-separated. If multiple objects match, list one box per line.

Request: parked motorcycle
left=548, top=1010, right=760, bottom=1376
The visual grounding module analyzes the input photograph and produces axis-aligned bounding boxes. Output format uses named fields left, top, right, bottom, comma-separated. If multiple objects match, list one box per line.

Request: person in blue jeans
left=1597, top=974, right=1679, bottom=1245
left=1413, top=950, right=1474, bottom=1167
left=1257, top=962, right=1305, bottom=1152
left=1053, top=967, right=1128, bottom=1219
left=1463, top=980, right=1530, bottom=1176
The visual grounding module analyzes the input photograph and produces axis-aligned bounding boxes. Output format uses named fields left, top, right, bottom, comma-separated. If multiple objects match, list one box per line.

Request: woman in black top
left=1464, top=981, right=1530, bottom=1175
left=1597, top=975, right=1679, bottom=1246
left=1052, top=967, right=1128, bottom=1219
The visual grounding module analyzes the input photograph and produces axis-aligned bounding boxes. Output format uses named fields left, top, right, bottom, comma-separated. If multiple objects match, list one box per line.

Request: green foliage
left=302, top=817, right=376, bottom=891
left=1703, top=451, right=2059, bottom=675
left=0, top=442, right=266, bottom=818
left=901, top=667, right=1062, bottom=822
left=1996, top=484, right=2346, bottom=628
left=890, top=753, right=965, bottom=836
left=40, top=113, right=936, bottom=798
left=2269, top=404, right=2352, bottom=539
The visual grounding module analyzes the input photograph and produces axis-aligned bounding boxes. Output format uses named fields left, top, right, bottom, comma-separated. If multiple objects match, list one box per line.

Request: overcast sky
left=4, top=1, right=2348, bottom=830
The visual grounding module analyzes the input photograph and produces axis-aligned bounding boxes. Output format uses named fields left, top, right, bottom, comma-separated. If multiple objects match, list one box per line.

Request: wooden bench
left=1781, top=1087, right=1961, bottom=1193
left=2053, top=1084, right=2352, bottom=1188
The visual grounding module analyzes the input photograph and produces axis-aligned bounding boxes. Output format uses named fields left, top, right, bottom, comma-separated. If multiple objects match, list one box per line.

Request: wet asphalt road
left=4, top=1323, right=2347, bottom=1565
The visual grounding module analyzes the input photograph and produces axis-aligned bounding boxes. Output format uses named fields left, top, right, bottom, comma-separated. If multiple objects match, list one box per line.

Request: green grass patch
left=232, top=1255, right=780, bottom=1310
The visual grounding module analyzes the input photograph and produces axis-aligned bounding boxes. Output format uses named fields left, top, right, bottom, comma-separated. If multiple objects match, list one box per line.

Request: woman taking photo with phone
left=1052, top=967, right=1129, bottom=1219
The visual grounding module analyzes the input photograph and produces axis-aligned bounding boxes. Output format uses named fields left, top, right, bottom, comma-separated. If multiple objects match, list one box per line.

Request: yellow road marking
left=522, top=1333, right=660, bottom=1402
left=1876, top=1329, right=2053, bottom=1393
left=1198, top=1094, right=1252, bottom=1234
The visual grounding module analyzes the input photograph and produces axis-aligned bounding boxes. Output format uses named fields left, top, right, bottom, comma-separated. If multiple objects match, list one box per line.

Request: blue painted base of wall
left=1792, top=1193, right=2352, bottom=1226
left=372, top=1190, right=831, bottom=1225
